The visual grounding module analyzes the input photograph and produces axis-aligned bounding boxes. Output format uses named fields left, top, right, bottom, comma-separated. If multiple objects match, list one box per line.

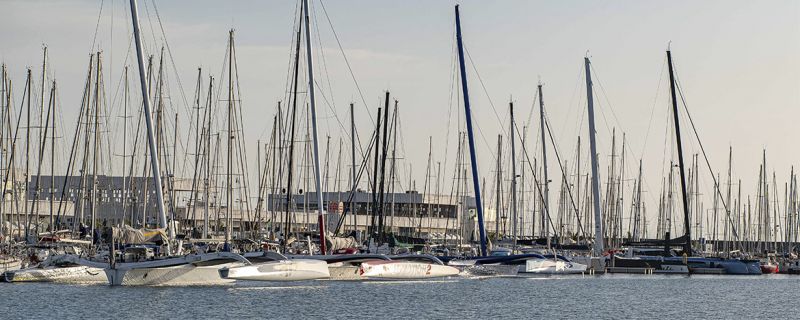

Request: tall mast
left=377, top=92, right=390, bottom=241
left=37, top=46, right=47, bottom=234
left=128, top=0, right=170, bottom=254
left=23, top=69, right=31, bottom=242
left=49, top=81, right=56, bottom=232
left=39, top=46, right=47, bottom=169
left=537, top=83, right=549, bottom=239
left=203, top=76, right=213, bottom=239
left=454, top=5, right=487, bottom=256
left=226, top=30, right=234, bottom=248
left=634, top=159, right=643, bottom=240
left=0, top=65, right=5, bottom=232
left=121, top=67, right=129, bottom=227
left=188, top=68, right=202, bottom=230
left=349, top=103, right=356, bottom=232
left=32, top=80, right=54, bottom=234
left=390, top=104, right=398, bottom=232
left=666, top=49, right=692, bottom=256
left=495, top=134, right=502, bottom=237
left=584, top=57, right=604, bottom=256
left=284, top=6, right=303, bottom=253
left=369, top=107, right=381, bottom=239
left=91, top=52, right=101, bottom=249
left=302, top=0, right=327, bottom=254
left=509, top=101, right=518, bottom=251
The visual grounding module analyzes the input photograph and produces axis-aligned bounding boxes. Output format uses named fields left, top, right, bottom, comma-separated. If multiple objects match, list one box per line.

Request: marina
left=1, top=0, right=799, bottom=318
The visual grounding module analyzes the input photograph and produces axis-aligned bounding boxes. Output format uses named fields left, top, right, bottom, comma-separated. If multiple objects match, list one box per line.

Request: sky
left=1, top=0, right=799, bottom=237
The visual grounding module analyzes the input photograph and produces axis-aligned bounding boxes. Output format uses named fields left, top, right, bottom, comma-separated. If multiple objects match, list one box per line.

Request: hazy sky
left=2, top=0, right=799, bottom=235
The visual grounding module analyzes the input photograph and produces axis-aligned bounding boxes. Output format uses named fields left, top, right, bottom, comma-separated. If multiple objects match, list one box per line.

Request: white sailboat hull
left=359, top=260, right=460, bottom=280
left=60, top=252, right=250, bottom=286
left=4, top=266, right=107, bottom=283
left=220, top=259, right=330, bottom=281
left=110, top=261, right=243, bottom=286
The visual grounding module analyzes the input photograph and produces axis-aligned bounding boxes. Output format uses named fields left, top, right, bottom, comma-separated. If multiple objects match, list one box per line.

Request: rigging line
left=317, top=0, right=374, bottom=123
left=88, top=0, right=105, bottom=53
left=310, top=0, right=338, bottom=135
left=592, top=67, right=650, bottom=194
left=640, top=57, right=667, bottom=159
left=141, top=0, right=159, bottom=60
left=460, top=47, right=506, bottom=166
left=151, top=0, right=194, bottom=173
left=674, top=71, right=739, bottom=240
left=565, top=63, right=587, bottom=142
left=540, top=103, right=587, bottom=238
left=333, top=114, right=383, bottom=233
left=513, top=118, right=565, bottom=240
left=589, top=63, right=625, bottom=137
left=313, top=79, right=361, bottom=155
left=463, top=47, right=505, bottom=128
left=106, top=37, right=133, bottom=118
left=279, top=1, right=302, bottom=117
left=294, top=1, right=371, bottom=169
left=441, top=27, right=458, bottom=194
left=523, top=89, right=540, bottom=132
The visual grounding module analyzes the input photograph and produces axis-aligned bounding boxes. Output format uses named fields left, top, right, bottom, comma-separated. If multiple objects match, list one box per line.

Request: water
left=3, top=275, right=798, bottom=319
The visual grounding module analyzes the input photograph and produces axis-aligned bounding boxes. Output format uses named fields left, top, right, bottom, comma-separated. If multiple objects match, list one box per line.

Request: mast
left=454, top=5, right=487, bottom=256
left=91, top=52, right=101, bottom=249
left=121, top=67, right=129, bottom=227
left=634, top=159, right=643, bottom=240
left=509, top=101, right=518, bottom=251
left=302, top=0, right=327, bottom=254
left=188, top=68, right=202, bottom=230
left=23, top=69, right=30, bottom=242
left=284, top=7, right=303, bottom=253
left=0, top=65, right=5, bottom=232
left=32, top=80, right=54, bottom=234
left=537, top=83, right=549, bottom=240
left=390, top=103, right=398, bottom=233
left=666, top=49, right=692, bottom=256
left=495, top=134, right=502, bottom=237
left=37, top=46, right=47, bottom=235
left=226, top=30, right=234, bottom=249
left=377, top=92, right=390, bottom=241
left=349, top=103, right=356, bottom=232
left=584, top=57, right=604, bottom=256
left=128, top=0, right=170, bottom=254
left=369, top=107, right=381, bottom=239
left=203, top=76, right=213, bottom=239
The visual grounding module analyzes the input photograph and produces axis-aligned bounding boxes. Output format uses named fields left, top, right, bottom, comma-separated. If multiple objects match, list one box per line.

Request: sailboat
left=65, top=0, right=253, bottom=286
left=612, top=49, right=762, bottom=275
left=214, top=0, right=336, bottom=282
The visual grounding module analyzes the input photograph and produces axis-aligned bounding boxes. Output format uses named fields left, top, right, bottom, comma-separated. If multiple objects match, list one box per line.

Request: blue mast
left=454, top=5, right=488, bottom=257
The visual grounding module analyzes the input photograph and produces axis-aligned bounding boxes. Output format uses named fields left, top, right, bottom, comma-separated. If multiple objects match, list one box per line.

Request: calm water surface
left=2, top=274, right=798, bottom=319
